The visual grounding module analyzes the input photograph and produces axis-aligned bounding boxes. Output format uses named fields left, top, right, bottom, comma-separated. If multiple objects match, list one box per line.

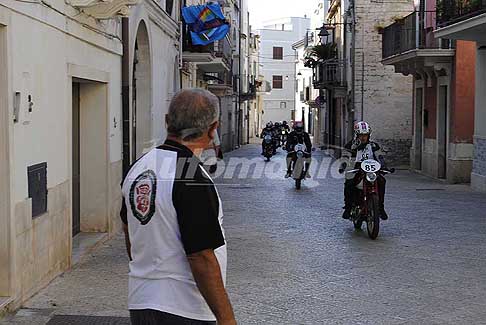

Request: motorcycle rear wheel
left=366, top=194, right=380, bottom=240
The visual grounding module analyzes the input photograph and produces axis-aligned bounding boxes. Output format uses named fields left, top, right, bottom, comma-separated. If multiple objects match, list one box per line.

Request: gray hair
left=167, top=88, right=220, bottom=141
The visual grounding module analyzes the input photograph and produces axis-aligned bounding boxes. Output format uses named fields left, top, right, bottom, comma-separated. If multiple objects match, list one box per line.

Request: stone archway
left=132, top=21, right=152, bottom=159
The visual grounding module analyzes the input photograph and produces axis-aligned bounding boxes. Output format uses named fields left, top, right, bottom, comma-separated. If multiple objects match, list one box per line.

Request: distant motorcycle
left=281, top=130, right=288, bottom=149
left=263, top=134, right=274, bottom=161
left=289, top=143, right=308, bottom=190
left=340, top=159, right=394, bottom=239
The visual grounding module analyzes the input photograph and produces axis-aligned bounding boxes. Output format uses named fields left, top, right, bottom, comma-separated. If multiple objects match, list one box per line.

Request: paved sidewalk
left=2, top=145, right=486, bottom=324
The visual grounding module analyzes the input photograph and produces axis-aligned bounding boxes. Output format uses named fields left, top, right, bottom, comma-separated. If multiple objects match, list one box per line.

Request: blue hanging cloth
left=182, top=2, right=230, bottom=46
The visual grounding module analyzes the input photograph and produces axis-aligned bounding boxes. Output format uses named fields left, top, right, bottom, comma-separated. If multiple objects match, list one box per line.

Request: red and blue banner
left=182, top=2, right=230, bottom=46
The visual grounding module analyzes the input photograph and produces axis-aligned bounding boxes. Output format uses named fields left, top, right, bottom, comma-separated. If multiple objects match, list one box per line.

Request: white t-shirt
left=121, top=140, right=227, bottom=321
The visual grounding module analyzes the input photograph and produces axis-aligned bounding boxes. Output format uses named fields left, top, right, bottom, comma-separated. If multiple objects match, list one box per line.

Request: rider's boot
left=380, top=206, right=389, bottom=220
left=285, top=169, right=292, bottom=178
left=342, top=206, right=352, bottom=219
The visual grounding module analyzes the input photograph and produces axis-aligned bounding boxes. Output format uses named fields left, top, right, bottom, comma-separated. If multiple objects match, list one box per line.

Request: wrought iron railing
left=437, top=0, right=486, bottom=26
left=382, top=11, right=453, bottom=59
left=312, top=60, right=346, bottom=88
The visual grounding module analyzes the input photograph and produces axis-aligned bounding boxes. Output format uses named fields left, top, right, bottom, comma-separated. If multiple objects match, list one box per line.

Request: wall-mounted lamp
left=28, top=95, right=34, bottom=113
left=13, top=92, right=20, bottom=123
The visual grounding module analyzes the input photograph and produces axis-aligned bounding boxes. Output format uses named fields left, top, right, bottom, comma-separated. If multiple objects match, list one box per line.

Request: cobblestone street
left=3, top=145, right=486, bottom=324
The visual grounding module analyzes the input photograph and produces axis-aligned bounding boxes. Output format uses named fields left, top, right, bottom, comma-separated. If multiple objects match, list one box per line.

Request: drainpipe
left=122, top=17, right=130, bottom=176
left=351, top=0, right=356, bottom=127
left=237, top=0, right=242, bottom=147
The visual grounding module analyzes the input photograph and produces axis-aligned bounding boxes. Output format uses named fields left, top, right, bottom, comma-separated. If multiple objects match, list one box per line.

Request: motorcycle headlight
left=366, top=172, right=377, bottom=183
left=297, top=152, right=304, bottom=158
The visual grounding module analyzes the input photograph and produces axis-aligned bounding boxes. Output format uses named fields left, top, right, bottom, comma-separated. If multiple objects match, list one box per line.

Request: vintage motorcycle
left=289, top=143, right=308, bottom=190
left=263, top=134, right=274, bottom=161
left=341, top=159, right=394, bottom=239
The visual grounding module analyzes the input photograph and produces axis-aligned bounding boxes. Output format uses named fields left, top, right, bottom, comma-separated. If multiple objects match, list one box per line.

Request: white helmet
left=354, top=121, right=371, bottom=136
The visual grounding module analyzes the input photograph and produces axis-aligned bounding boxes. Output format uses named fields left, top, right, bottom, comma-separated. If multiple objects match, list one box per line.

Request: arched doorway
left=132, top=21, right=152, bottom=160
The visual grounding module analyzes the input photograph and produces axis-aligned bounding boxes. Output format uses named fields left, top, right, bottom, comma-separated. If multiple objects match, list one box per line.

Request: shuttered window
left=273, top=75, right=283, bottom=89
left=273, top=47, right=283, bottom=60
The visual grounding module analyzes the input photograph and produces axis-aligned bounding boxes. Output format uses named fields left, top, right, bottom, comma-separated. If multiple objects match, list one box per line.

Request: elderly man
left=120, top=89, right=236, bottom=325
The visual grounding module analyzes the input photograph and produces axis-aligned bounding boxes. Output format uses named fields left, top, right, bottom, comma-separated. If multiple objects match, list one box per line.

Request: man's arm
left=188, top=250, right=236, bottom=325
left=120, top=199, right=132, bottom=261
left=123, top=223, right=132, bottom=261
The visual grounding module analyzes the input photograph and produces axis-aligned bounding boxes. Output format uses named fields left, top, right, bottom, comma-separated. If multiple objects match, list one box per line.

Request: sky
left=247, top=0, right=316, bottom=29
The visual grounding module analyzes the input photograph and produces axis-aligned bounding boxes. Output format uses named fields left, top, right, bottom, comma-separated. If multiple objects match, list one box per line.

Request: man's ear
left=208, top=121, right=219, bottom=139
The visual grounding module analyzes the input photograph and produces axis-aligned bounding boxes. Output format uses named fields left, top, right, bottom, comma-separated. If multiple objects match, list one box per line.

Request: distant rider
left=261, top=122, right=276, bottom=155
left=285, top=121, right=312, bottom=178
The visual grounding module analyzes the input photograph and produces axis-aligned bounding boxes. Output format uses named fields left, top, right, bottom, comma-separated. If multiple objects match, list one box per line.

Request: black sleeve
left=173, top=166, right=225, bottom=255
left=286, top=132, right=295, bottom=151
left=371, top=142, right=381, bottom=152
left=344, top=140, right=354, bottom=150
left=120, top=198, right=128, bottom=225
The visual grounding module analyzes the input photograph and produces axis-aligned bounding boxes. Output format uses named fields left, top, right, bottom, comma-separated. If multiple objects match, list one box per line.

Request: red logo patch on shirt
left=129, top=170, right=157, bottom=225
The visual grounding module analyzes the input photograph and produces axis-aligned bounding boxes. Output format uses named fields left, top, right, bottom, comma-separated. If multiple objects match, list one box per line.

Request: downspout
left=351, top=0, right=356, bottom=127
left=180, top=0, right=187, bottom=90
left=238, top=0, right=242, bottom=147
left=122, top=17, right=130, bottom=176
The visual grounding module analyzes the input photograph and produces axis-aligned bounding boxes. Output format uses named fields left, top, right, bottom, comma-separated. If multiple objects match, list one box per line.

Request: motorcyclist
left=261, top=122, right=276, bottom=155
left=285, top=121, right=312, bottom=178
left=341, top=121, right=388, bottom=220
left=273, top=122, right=282, bottom=149
left=282, top=121, right=291, bottom=133
left=280, top=121, right=290, bottom=147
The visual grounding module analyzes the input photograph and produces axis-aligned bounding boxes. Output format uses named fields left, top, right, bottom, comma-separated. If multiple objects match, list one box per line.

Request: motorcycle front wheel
left=366, top=194, right=380, bottom=240
left=353, top=219, right=363, bottom=230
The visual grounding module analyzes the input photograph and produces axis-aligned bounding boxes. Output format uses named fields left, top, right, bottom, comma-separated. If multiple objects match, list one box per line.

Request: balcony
left=437, top=0, right=486, bottom=26
left=67, top=0, right=140, bottom=19
left=435, top=0, right=486, bottom=43
left=312, top=60, right=346, bottom=90
left=382, top=11, right=455, bottom=75
left=182, top=25, right=231, bottom=73
left=207, top=71, right=234, bottom=96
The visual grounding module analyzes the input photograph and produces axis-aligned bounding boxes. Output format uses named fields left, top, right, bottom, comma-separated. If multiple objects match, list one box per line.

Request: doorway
left=0, top=24, right=11, bottom=298
left=133, top=21, right=152, bottom=160
left=71, top=79, right=108, bottom=237
left=437, top=85, right=448, bottom=179
left=415, top=87, right=424, bottom=170
left=72, top=82, right=81, bottom=236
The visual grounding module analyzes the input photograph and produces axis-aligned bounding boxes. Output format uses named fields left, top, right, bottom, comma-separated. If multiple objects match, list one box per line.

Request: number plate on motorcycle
left=361, top=159, right=381, bottom=172
left=294, top=144, right=306, bottom=152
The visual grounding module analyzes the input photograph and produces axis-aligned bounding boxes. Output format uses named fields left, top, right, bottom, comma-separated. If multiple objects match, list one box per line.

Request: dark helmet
left=266, top=122, right=273, bottom=128
left=293, top=121, right=304, bottom=134
left=282, top=121, right=288, bottom=125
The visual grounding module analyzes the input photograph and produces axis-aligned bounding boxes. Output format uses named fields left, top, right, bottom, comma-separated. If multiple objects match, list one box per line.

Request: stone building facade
left=315, top=0, right=413, bottom=165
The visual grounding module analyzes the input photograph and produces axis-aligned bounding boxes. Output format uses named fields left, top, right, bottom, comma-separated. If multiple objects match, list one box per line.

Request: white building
left=259, top=17, right=310, bottom=125
left=293, top=35, right=316, bottom=135
left=0, top=0, right=181, bottom=310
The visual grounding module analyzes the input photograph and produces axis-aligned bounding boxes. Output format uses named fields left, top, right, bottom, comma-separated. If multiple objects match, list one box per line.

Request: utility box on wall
left=27, top=162, right=47, bottom=218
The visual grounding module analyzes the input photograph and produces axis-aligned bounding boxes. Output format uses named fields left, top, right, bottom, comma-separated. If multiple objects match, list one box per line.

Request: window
left=273, top=47, right=283, bottom=60
left=273, top=75, right=283, bottom=89
left=280, top=102, right=287, bottom=109
left=165, top=0, right=174, bottom=16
